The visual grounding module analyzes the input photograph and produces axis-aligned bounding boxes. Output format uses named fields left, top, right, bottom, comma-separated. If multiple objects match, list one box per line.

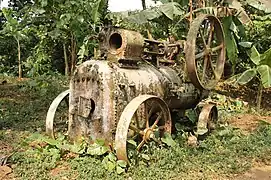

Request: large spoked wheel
left=46, top=89, right=70, bottom=139
left=185, top=14, right=225, bottom=90
left=115, top=95, right=172, bottom=163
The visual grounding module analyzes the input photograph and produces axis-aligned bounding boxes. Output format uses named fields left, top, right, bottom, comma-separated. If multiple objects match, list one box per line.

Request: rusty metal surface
left=67, top=56, right=208, bottom=143
left=196, top=103, right=218, bottom=136
left=46, top=89, right=70, bottom=139
left=115, top=95, right=171, bottom=162
left=68, top=60, right=171, bottom=142
left=100, top=28, right=144, bottom=64
left=185, top=14, right=225, bottom=90
left=43, top=23, right=227, bottom=159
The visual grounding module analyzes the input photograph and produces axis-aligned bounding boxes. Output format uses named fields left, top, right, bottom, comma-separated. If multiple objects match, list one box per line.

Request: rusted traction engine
left=46, top=14, right=225, bottom=162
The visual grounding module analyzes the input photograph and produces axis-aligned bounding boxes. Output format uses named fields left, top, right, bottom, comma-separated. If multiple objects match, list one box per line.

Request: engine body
left=68, top=28, right=208, bottom=142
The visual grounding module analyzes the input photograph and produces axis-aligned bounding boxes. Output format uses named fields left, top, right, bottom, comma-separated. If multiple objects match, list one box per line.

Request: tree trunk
left=256, top=82, right=263, bottom=110
left=141, top=0, right=146, bottom=9
left=141, top=0, right=153, bottom=39
left=63, top=43, right=69, bottom=76
left=17, top=38, right=22, bottom=78
left=71, top=34, right=77, bottom=73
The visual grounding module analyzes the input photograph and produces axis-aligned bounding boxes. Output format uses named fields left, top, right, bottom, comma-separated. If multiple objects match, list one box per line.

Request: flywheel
left=185, top=14, right=226, bottom=90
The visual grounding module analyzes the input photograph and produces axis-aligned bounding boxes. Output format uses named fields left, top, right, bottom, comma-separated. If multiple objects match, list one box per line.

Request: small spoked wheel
left=186, top=14, right=225, bottom=90
left=196, top=104, right=218, bottom=136
left=115, top=95, right=172, bottom=162
left=46, top=89, right=70, bottom=139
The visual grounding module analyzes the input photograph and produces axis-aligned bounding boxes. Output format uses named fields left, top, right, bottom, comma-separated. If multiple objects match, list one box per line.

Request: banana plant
left=236, top=44, right=271, bottom=109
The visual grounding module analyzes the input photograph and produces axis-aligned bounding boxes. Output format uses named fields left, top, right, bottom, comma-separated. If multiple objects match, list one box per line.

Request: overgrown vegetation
left=9, top=125, right=271, bottom=180
left=1, top=76, right=271, bottom=179
left=1, top=0, right=271, bottom=179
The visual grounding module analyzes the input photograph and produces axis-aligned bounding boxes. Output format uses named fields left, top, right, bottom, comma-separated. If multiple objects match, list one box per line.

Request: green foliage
left=0, top=0, right=109, bottom=76
left=236, top=46, right=271, bottom=88
left=11, top=124, right=271, bottom=179
left=245, top=0, right=271, bottom=14
left=161, top=133, right=177, bottom=147
left=1, top=77, right=271, bottom=179
left=126, top=2, right=185, bottom=24
left=102, top=154, right=127, bottom=174
left=0, top=75, right=67, bottom=130
left=222, top=16, right=246, bottom=70
left=106, top=1, right=187, bottom=39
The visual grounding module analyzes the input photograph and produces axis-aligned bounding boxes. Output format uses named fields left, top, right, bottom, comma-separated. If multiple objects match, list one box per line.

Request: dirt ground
left=235, top=165, right=271, bottom=180
left=216, top=82, right=271, bottom=111
left=229, top=114, right=271, bottom=180
left=229, top=114, right=271, bottom=134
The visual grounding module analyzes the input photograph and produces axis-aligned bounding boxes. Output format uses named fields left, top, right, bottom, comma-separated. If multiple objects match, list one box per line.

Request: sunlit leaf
left=141, top=154, right=150, bottom=161
left=127, top=139, right=137, bottom=147
left=87, top=142, right=108, bottom=155
left=117, top=160, right=127, bottom=168
left=246, top=0, right=271, bottom=14
left=161, top=132, right=176, bottom=147
left=116, top=166, right=125, bottom=174
left=250, top=45, right=261, bottom=65
left=257, top=65, right=271, bottom=88
left=107, top=161, right=116, bottom=172
left=160, top=2, right=184, bottom=20
left=260, top=48, right=271, bottom=67
left=186, top=109, right=197, bottom=123
left=108, top=153, right=117, bottom=162
left=92, top=0, right=101, bottom=24
left=40, top=0, right=48, bottom=7
left=236, top=69, right=257, bottom=85
left=222, top=16, right=238, bottom=65
left=239, top=42, right=252, bottom=48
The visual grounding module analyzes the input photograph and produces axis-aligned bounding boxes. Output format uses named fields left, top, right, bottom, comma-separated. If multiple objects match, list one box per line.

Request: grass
left=1, top=76, right=271, bottom=180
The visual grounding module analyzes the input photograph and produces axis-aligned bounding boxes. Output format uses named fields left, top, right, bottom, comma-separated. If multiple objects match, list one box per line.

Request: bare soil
left=216, top=82, right=271, bottom=111
left=229, top=114, right=271, bottom=134
left=228, top=114, right=271, bottom=180
left=235, top=165, right=271, bottom=180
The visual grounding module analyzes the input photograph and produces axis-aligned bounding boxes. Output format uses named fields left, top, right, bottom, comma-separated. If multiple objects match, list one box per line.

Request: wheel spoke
left=146, top=104, right=156, bottom=128
left=135, top=113, right=140, bottom=129
left=130, top=133, right=139, bottom=140
left=196, top=50, right=208, bottom=59
left=147, top=105, right=155, bottom=119
left=137, top=139, right=145, bottom=151
left=151, top=113, right=162, bottom=130
left=199, top=28, right=207, bottom=47
left=129, top=124, right=144, bottom=136
left=207, top=21, right=214, bottom=46
left=145, top=103, right=152, bottom=128
left=207, top=56, right=219, bottom=79
left=201, top=55, right=209, bottom=81
left=211, top=44, right=223, bottom=53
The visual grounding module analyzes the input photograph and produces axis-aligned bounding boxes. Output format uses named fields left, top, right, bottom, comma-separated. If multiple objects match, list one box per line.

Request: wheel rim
left=46, top=89, right=70, bottom=139
left=196, top=104, right=218, bottom=136
left=186, top=14, right=225, bottom=90
left=115, top=95, right=171, bottom=162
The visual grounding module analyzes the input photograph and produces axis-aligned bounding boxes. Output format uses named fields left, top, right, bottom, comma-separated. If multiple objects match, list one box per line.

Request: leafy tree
left=1, top=8, right=27, bottom=78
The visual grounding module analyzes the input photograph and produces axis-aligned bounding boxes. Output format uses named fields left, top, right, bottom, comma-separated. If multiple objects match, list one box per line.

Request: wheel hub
left=143, top=128, right=154, bottom=141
